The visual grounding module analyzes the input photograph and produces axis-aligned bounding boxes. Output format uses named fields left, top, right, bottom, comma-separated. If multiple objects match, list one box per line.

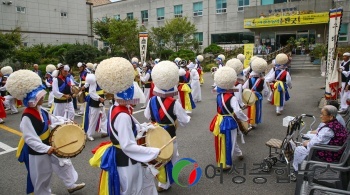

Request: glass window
left=103, top=42, right=109, bottom=47
left=261, top=0, right=273, bottom=5
left=141, top=10, right=148, bottom=22
left=174, top=5, right=183, bottom=18
left=102, top=17, right=107, bottom=22
left=93, top=40, right=98, bottom=48
left=238, top=0, right=249, bottom=11
left=216, top=0, right=227, bottom=14
left=127, top=13, right=133, bottom=20
left=114, top=14, right=120, bottom=20
left=194, top=32, right=203, bottom=45
left=16, top=6, right=26, bottom=13
left=157, top=7, right=165, bottom=21
left=61, top=12, right=67, bottom=17
left=193, top=2, right=203, bottom=16
left=211, top=32, right=254, bottom=44
left=339, top=23, right=348, bottom=42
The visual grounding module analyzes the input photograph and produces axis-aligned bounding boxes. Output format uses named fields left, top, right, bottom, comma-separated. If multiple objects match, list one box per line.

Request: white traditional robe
left=45, top=79, right=54, bottom=107
left=190, top=68, right=201, bottom=102
left=140, top=72, right=151, bottom=107
left=52, top=77, right=75, bottom=120
left=20, top=108, right=78, bottom=195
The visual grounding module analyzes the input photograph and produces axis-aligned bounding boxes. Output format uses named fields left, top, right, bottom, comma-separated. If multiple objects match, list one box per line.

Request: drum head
left=50, top=123, right=86, bottom=158
left=77, top=92, right=85, bottom=103
left=146, top=126, right=173, bottom=161
left=242, top=89, right=257, bottom=106
left=72, top=86, right=80, bottom=95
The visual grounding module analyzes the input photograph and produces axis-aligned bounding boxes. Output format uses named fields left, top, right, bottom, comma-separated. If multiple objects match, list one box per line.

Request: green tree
left=0, top=28, right=22, bottom=63
left=169, top=49, right=195, bottom=62
left=65, top=43, right=100, bottom=66
left=203, top=44, right=224, bottom=55
left=151, top=17, right=197, bottom=52
left=149, top=26, right=169, bottom=58
left=93, top=18, right=142, bottom=59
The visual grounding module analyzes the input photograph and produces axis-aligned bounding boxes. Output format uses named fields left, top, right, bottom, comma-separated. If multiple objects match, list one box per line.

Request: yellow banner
left=244, top=44, right=254, bottom=68
left=244, top=12, right=329, bottom=28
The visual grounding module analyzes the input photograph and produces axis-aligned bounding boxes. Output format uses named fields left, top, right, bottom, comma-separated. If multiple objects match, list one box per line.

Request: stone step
left=290, top=65, right=320, bottom=70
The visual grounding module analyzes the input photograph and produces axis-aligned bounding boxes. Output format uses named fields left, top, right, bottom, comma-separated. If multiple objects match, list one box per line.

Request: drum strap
left=251, top=78, right=261, bottom=91
left=157, top=97, right=175, bottom=126
left=220, top=94, right=245, bottom=144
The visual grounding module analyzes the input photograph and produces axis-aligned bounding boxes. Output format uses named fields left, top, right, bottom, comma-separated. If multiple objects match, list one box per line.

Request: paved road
left=0, top=68, right=325, bottom=195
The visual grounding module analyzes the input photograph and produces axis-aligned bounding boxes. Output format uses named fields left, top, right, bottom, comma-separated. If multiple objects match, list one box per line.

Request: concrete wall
left=0, top=0, right=93, bottom=46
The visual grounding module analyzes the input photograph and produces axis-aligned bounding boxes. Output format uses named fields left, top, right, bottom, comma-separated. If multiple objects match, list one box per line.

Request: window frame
left=339, top=23, right=348, bottom=42
left=174, top=5, right=183, bottom=18
left=157, top=7, right=165, bottom=21
left=238, top=0, right=249, bottom=12
left=194, top=32, right=204, bottom=45
left=141, top=10, right=149, bottom=23
left=216, top=0, right=227, bottom=14
left=193, top=2, right=203, bottom=17
left=127, top=12, right=134, bottom=20
left=114, top=14, right=120, bottom=21
left=61, top=12, right=68, bottom=18
left=16, top=6, right=26, bottom=13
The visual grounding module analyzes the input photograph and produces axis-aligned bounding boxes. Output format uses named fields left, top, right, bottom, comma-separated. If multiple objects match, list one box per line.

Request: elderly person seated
left=291, top=105, right=349, bottom=180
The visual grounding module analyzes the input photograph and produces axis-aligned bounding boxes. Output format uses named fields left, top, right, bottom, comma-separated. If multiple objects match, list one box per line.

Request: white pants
left=340, top=84, right=350, bottom=111
left=4, top=95, right=18, bottom=113
left=53, top=101, right=75, bottom=121
left=230, top=129, right=243, bottom=160
left=191, top=79, right=201, bottom=102
left=142, top=167, right=158, bottom=195
left=293, top=146, right=309, bottom=171
left=143, top=88, right=150, bottom=107
left=87, top=106, right=107, bottom=137
left=29, top=154, right=78, bottom=195
left=158, top=140, right=179, bottom=189
left=48, top=91, right=54, bottom=107
left=118, top=161, right=144, bottom=195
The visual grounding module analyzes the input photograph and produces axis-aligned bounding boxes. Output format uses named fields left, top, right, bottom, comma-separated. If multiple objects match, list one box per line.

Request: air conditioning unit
left=143, top=18, right=148, bottom=22
left=157, top=17, right=164, bottom=21
left=194, top=12, right=198, bottom=16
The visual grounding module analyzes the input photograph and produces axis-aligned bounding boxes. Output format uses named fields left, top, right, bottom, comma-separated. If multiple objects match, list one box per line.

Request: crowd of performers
left=8, top=49, right=348, bottom=195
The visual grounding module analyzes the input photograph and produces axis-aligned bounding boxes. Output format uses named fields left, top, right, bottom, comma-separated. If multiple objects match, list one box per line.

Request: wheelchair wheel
left=271, top=157, right=278, bottom=165
left=261, top=160, right=273, bottom=172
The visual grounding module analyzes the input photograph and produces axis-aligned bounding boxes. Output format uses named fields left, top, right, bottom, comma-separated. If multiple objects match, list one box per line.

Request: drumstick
left=56, top=140, right=78, bottom=150
left=160, top=136, right=176, bottom=151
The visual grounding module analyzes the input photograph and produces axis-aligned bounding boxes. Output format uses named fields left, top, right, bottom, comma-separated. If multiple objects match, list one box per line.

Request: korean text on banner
left=244, top=44, right=254, bottom=68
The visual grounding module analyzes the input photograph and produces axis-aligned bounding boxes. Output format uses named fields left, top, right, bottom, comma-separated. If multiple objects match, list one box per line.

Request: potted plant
left=310, top=44, right=326, bottom=64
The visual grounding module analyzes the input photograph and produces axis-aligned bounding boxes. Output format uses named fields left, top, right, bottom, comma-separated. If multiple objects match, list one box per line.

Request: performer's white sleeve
left=242, top=79, right=249, bottom=89
left=20, top=116, right=51, bottom=153
left=45, top=80, right=52, bottom=87
left=307, top=126, right=334, bottom=149
left=262, top=81, right=269, bottom=97
left=140, top=72, right=150, bottom=83
left=230, top=96, right=248, bottom=121
left=144, top=102, right=151, bottom=120
left=342, top=71, right=350, bottom=78
left=234, top=84, right=245, bottom=107
left=84, top=83, right=90, bottom=88
left=88, top=83, right=100, bottom=101
left=264, top=69, right=275, bottom=82
left=52, top=78, right=64, bottom=98
left=191, top=69, right=199, bottom=80
left=286, top=72, right=292, bottom=88
left=114, top=113, right=160, bottom=163
left=243, top=67, right=250, bottom=77
left=173, top=101, right=190, bottom=126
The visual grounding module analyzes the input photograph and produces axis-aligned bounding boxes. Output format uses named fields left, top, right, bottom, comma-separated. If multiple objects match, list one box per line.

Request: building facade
left=0, top=0, right=94, bottom=46
left=93, top=0, right=349, bottom=51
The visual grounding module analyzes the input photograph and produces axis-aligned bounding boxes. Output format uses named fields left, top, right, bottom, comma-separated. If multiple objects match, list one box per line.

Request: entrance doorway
left=276, top=34, right=296, bottom=49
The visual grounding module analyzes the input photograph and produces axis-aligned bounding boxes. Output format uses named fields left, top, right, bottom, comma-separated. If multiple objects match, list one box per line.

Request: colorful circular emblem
left=172, top=158, right=202, bottom=187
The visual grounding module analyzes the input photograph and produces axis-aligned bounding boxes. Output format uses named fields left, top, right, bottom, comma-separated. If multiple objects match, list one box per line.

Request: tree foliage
left=203, top=44, right=224, bottom=55
left=150, top=17, right=197, bottom=53
left=93, top=18, right=144, bottom=59
left=64, top=43, right=100, bottom=65
left=0, top=28, right=22, bottom=63
left=169, top=49, right=196, bottom=62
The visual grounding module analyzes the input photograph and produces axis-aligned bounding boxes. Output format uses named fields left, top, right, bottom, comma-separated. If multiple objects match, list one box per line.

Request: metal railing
left=260, top=46, right=291, bottom=63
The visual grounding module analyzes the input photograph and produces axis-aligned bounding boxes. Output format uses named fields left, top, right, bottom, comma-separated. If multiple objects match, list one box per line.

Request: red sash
left=158, top=97, right=175, bottom=120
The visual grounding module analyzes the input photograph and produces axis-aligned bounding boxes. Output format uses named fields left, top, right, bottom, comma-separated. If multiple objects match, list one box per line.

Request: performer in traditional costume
left=188, top=61, right=201, bottom=102
left=265, top=53, right=292, bottom=115
left=226, top=58, right=246, bottom=108
left=243, top=56, right=258, bottom=79
left=132, top=57, right=141, bottom=87
left=140, top=63, right=153, bottom=109
left=237, top=54, right=245, bottom=65
left=338, top=52, right=350, bottom=113
left=76, top=62, right=88, bottom=115
left=211, top=54, right=225, bottom=88
left=243, top=58, right=269, bottom=127
left=174, top=57, right=181, bottom=68
left=83, top=74, right=108, bottom=141
left=9, top=70, right=85, bottom=195
left=2, top=66, right=18, bottom=114
left=52, top=65, right=75, bottom=120
left=210, top=67, right=248, bottom=170
left=144, top=60, right=191, bottom=192
left=90, top=57, right=161, bottom=195
left=178, top=63, right=196, bottom=113
left=45, top=64, right=56, bottom=108
left=195, top=55, right=205, bottom=85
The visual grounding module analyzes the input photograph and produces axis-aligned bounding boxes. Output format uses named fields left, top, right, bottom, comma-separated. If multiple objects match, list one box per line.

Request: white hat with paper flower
left=46, top=64, right=56, bottom=75
left=6, top=70, right=46, bottom=107
left=251, top=58, right=267, bottom=74
left=95, top=57, right=145, bottom=105
left=237, top=54, right=245, bottom=63
left=214, top=66, right=237, bottom=91
left=152, top=61, right=179, bottom=97
left=1, top=66, right=13, bottom=77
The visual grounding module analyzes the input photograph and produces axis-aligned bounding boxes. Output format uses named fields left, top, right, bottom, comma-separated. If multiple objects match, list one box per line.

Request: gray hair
left=323, top=105, right=338, bottom=118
